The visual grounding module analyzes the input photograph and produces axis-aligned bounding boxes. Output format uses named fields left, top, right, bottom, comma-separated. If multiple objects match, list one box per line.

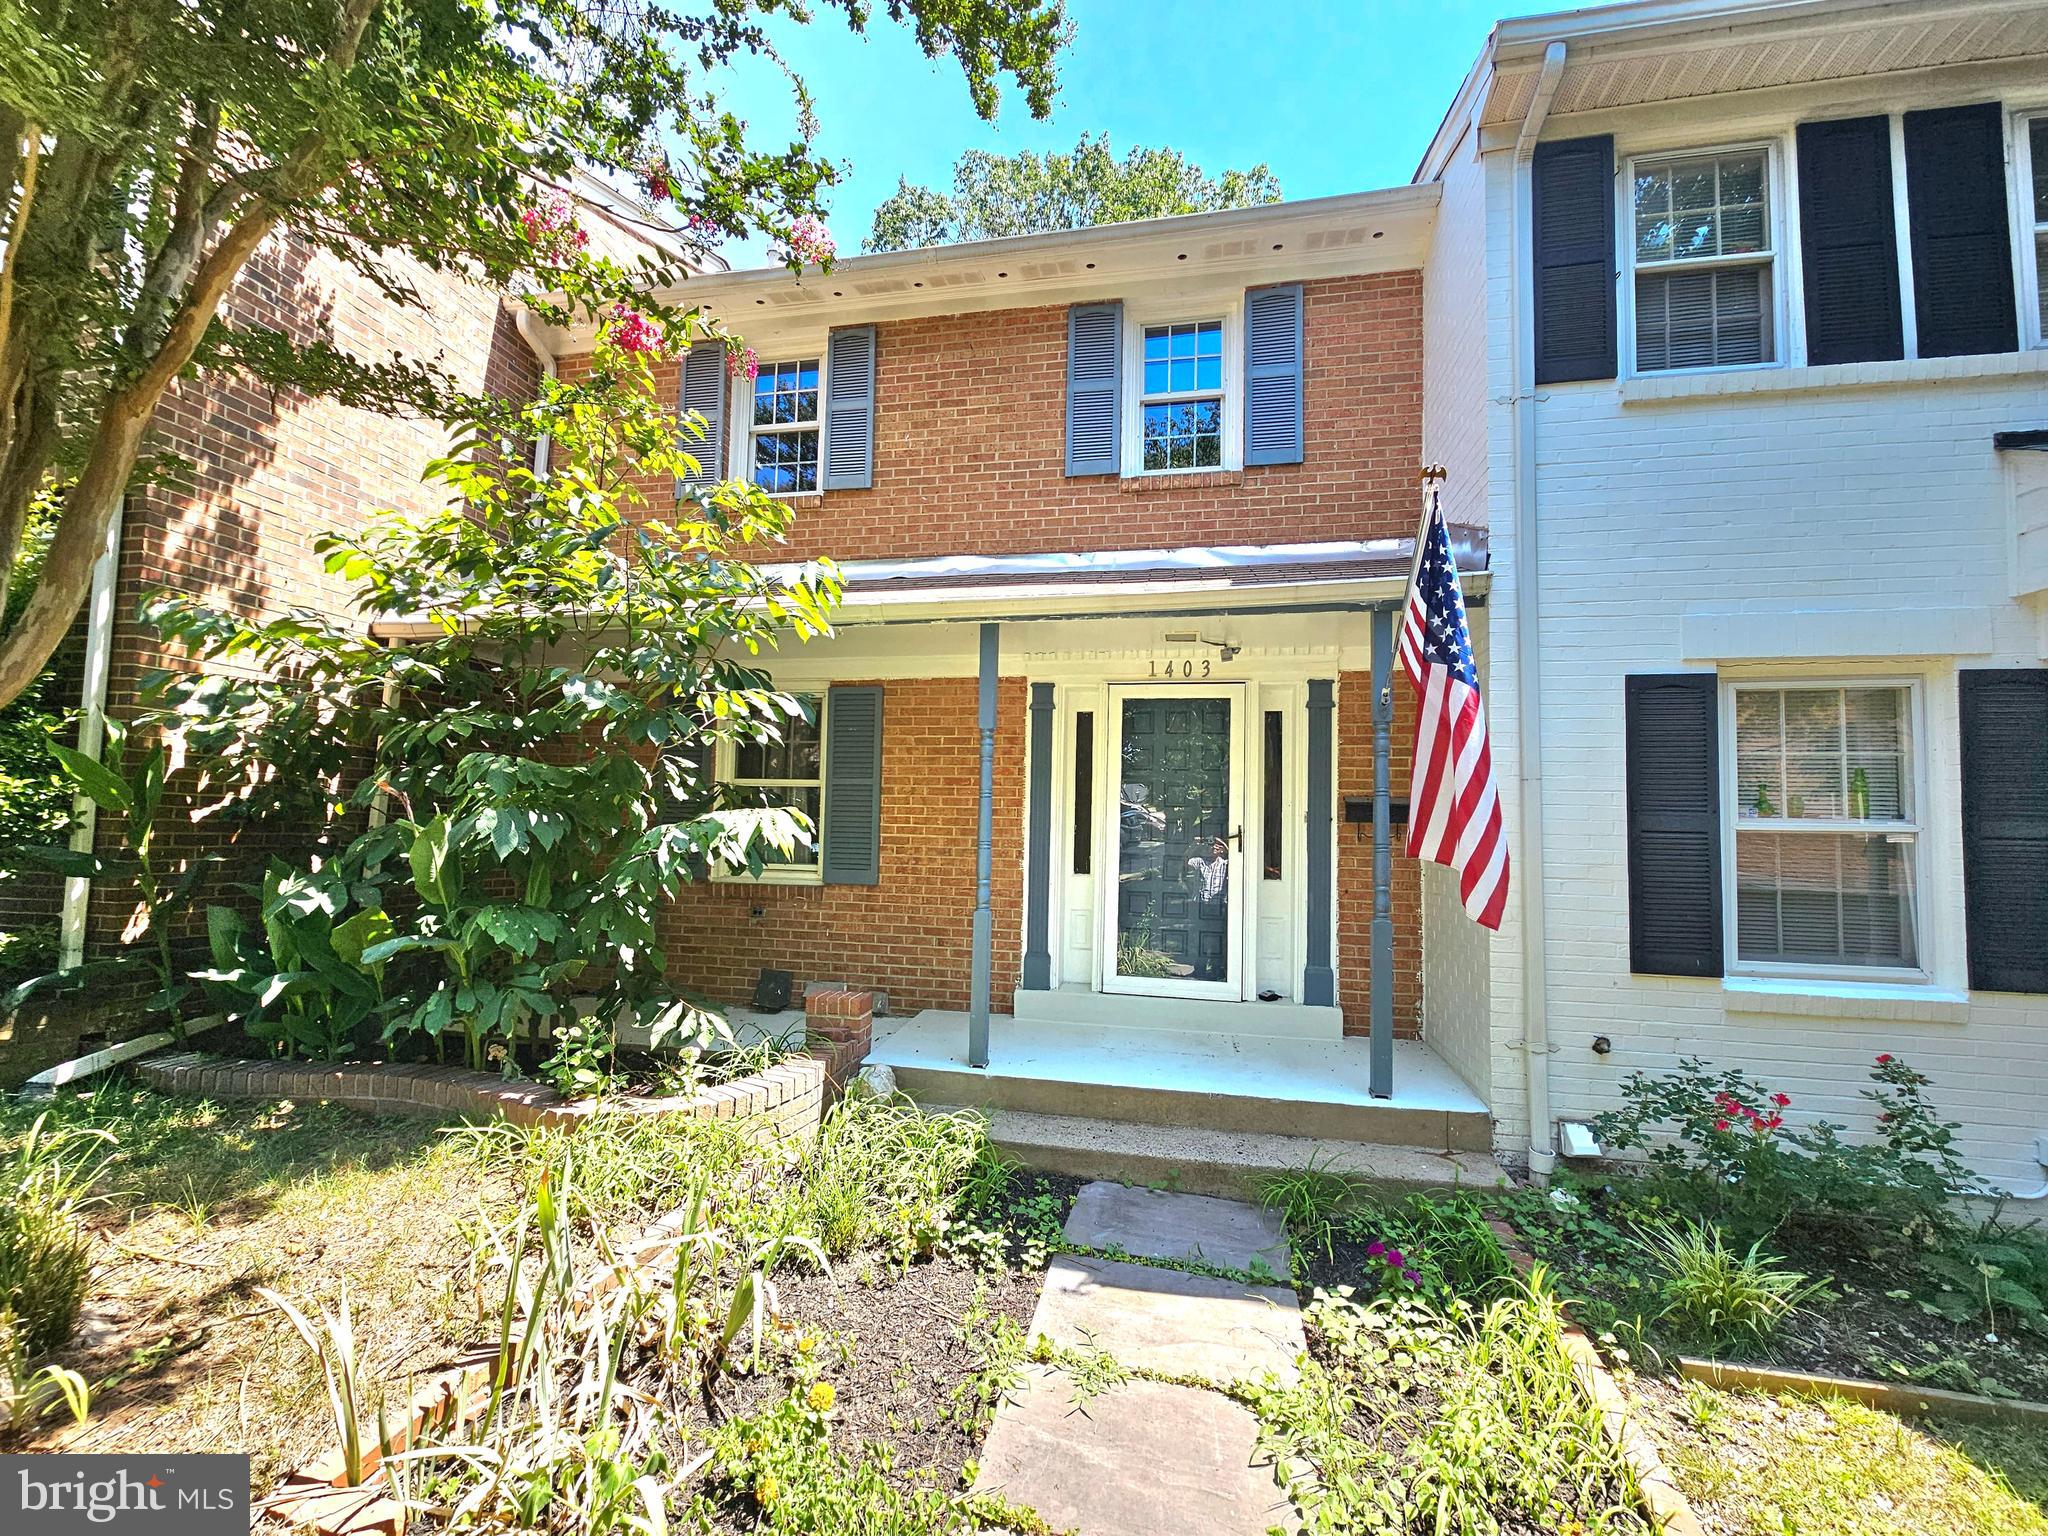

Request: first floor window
left=1731, top=683, right=1919, bottom=971
left=722, top=695, right=824, bottom=875
left=1631, top=147, right=1774, bottom=371
left=1140, top=320, right=1224, bottom=469
left=750, top=358, right=820, bottom=493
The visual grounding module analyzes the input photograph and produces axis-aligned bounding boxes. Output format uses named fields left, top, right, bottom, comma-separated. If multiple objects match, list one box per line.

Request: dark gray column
left=1302, top=678, right=1336, bottom=1007
left=1369, top=607, right=1395, bottom=1100
left=1021, top=682, right=1055, bottom=990
left=969, top=623, right=998, bottom=1067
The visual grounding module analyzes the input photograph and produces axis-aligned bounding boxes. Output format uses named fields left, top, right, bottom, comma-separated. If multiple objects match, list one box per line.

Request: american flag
left=1397, top=491, right=1508, bottom=930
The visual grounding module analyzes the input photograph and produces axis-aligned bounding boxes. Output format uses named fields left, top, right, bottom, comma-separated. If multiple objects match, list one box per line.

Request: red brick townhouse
left=524, top=189, right=1498, bottom=1153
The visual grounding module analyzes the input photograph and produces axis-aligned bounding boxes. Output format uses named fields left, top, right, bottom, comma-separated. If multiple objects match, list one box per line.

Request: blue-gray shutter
left=1796, top=116, right=1904, bottom=366
left=823, top=324, right=876, bottom=490
left=1904, top=103, right=2018, bottom=359
left=678, top=341, right=727, bottom=493
left=820, top=685, right=882, bottom=886
left=1243, top=282, right=1305, bottom=466
left=1532, top=135, right=1617, bottom=385
left=1065, top=302, right=1121, bottom=476
left=1625, top=673, right=1723, bottom=978
left=1959, top=669, right=2048, bottom=993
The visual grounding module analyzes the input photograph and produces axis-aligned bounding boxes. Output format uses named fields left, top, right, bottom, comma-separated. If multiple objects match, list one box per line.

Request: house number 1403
left=1149, top=657, right=1212, bottom=678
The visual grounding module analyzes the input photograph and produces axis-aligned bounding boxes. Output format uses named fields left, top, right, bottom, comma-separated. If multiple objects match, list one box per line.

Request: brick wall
left=575, top=270, right=1425, bottom=562
left=661, top=676, right=1026, bottom=1015
left=86, top=233, right=542, bottom=945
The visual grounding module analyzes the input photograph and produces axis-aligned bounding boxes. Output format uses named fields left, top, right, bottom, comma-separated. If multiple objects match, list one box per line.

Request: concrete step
left=891, top=1057, right=1492, bottom=1151
left=1010, top=986, right=1343, bottom=1042
left=944, top=1105, right=1506, bottom=1202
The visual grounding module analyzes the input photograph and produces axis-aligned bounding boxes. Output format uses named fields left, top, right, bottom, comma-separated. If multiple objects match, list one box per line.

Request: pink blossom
left=640, top=153, right=674, bottom=203
left=519, top=193, right=589, bottom=263
left=778, top=213, right=837, bottom=270
left=728, top=344, right=759, bottom=381
left=606, top=303, right=663, bottom=355
left=1714, top=1118, right=1732, bottom=1132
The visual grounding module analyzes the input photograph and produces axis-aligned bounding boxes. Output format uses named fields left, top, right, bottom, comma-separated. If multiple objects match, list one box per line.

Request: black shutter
left=1904, top=103, right=2019, bottom=359
left=820, top=686, right=883, bottom=886
left=1960, top=669, right=2048, bottom=993
left=1625, top=674, right=1723, bottom=977
left=1533, top=135, right=1617, bottom=385
left=1796, top=116, right=1904, bottom=365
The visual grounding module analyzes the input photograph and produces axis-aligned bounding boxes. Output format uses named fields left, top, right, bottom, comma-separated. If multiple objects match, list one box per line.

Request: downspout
left=1511, top=41, right=1567, bottom=1180
left=515, top=308, right=557, bottom=476
left=56, top=498, right=125, bottom=969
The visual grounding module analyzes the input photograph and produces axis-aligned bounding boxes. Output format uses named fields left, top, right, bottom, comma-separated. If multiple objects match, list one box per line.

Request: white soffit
left=1482, top=0, right=2048, bottom=127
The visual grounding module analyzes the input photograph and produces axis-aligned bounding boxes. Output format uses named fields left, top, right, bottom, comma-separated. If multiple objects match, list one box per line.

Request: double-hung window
left=1139, top=320, right=1225, bottom=470
left=1729, top=683, right=1921, bottom=974
left=2022, top=113, right=2048, bottom=347
left=720, top=695, right=825, bottom=879
left=750, top=358, right=821, bottom=494
left=1630, top=147, right=1776, bottom=371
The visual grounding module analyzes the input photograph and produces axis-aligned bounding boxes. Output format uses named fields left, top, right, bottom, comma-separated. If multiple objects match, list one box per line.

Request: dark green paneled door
left=1107, top=689, right=1244, bottom=998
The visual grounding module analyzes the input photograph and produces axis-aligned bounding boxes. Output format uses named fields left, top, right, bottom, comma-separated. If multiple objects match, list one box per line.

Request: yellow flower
left=806, top=1380, right=836, bottom=1413
left=754, top=1474, right=780, bottom=1508
left=796, top=1334, right=817, bottom=1355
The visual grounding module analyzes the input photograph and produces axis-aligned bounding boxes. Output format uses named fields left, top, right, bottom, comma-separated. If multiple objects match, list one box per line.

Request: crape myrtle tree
left=865, top=131, right=1279, bottom=251
left=0, top=0, right=1067, bottom=709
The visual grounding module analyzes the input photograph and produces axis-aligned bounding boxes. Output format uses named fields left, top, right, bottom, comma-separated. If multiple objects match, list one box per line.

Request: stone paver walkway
left=972, top=1181, right=1304, bottom=1536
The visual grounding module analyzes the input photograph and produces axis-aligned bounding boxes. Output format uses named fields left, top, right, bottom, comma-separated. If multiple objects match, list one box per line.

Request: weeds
left=1258, top=1153, right=1364, bottom=1263
left=1, top=1112, right=115, bottom=1356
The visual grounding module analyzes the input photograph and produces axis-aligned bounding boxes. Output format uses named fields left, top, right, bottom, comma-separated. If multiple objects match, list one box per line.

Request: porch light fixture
left=1162, top=631, right=1241, bottom=662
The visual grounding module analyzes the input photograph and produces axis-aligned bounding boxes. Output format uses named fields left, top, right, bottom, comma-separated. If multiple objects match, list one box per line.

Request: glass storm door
left=1101, top=685, right=1247, bottom=1000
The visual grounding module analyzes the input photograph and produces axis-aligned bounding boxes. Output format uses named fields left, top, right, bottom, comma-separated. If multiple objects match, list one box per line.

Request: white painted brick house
left=1415, top=0, right=2048, bottom=1201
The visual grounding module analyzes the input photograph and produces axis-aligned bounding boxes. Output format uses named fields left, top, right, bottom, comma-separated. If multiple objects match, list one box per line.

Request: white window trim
left=1718, top=677, right=1932, bottom=985
left=727, top=346, right=828, bottom=500
left=1120, top=299, right=1243, bottom=477
left=710, top=695, right=827, bottom=886
left=1619, top=137, right=1792, bottom=381
left=2015, top=107, right=2048, bottom=352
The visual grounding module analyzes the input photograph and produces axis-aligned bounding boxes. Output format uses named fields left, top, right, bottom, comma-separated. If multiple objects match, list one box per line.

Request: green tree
left=0, top=0, right=1065, bottom=709
left=865, top=132, right=1281, bottom=252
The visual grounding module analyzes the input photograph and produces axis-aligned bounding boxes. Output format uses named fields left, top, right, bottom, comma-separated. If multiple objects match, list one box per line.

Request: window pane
left=1142, top=398, right=1222, bottom=471
left=1736, top=687, right=1909, bottom=823
left=1634, top=150, right=1771, bottom=264
left=1637, top=265, right=1770, bottom=370
left=1142, top=321, right=1225, bottom=400
left=1734, top=690, right=1783, bottom=819
left=1262, top=711, right=1283, bottom=880
left=1073, top=711, right=1094, bottom=876
left=2031, top=118, right=2048, bottom=221
left=1736, top=831, right=1917, bottom=967
left=752, top=428, right=819, bottom=493
left=733, top=699, right=822, bottom=781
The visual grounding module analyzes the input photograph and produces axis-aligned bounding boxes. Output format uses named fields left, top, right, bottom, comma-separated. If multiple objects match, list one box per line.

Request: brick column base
left=805, top=988, right=873, bottom=1100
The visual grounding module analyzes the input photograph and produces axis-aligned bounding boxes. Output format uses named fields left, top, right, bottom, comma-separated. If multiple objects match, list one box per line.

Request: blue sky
left=719, top=0, right=1585, bottom=268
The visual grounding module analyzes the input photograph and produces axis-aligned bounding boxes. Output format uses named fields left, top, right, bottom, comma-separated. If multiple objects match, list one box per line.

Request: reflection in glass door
left=1104, top=687, right=1245, bottom=999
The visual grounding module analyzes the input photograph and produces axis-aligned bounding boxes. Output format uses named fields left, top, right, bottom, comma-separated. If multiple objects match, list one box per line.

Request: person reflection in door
left=1185, top=836, right=1230, bottom=903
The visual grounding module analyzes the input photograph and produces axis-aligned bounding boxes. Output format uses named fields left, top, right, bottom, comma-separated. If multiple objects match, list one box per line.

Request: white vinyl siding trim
left=1626, top=144, right=1781, bottom=375
left=1721, top=680, right=1929, bottom=982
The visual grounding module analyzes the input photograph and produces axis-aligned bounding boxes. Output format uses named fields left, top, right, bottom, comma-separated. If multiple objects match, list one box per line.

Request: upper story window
left=1729, top=683, right=1920, bottom=976
left=750, top=358, right=821, bottom=495
left=1630, top=147, right=1776, bottom=372
left=1140, top=321, right=1225, bottom=471
left=2022, top=114, right=2048, bottom=348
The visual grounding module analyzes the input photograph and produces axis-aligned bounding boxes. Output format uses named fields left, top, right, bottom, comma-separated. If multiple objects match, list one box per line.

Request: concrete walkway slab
left=1031, top=1254, right=1304, bottom=1386
left=1063, top=1180, right=1292, bottom=1277
left=972, top=1366, right=1291, bottom=1536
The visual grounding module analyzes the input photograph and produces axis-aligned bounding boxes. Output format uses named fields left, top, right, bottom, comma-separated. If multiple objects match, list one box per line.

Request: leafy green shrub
left=1638, top=1218, right=1820, bottom=1349
left=1594, top=1053, right=1981, bottom=1251
left=1920, top=1224, right=2048, bottom=1339
left=0, top=1112, right=114, bottom=1356
left=0, top=499, right=74, bottom=908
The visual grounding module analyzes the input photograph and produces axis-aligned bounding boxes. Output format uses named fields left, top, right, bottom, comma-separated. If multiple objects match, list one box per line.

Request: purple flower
left=1385, top=1249, right=1406, bottom=1269
left=1401, top=1269, right=1421, bottom=1284
left=1366, top=1241, right=1385, bottom=1259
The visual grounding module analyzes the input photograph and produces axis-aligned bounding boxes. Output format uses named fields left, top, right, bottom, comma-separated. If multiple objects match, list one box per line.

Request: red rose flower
left=1876, top=1053, right=1893, bottom=1065
left=1714, top=1118, right=1732, bottom=1131
left=1772, top=1092, right=1791, bottom=1107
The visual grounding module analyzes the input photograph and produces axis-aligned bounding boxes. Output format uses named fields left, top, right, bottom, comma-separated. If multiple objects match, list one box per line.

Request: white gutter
left=515, top=309, right=557, bottom=476
left=1511, top=40, right=1568, bottom=1181
left=56, top=497, right=124, bottom=969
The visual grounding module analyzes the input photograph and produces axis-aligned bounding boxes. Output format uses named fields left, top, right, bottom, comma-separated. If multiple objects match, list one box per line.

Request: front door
left=1100, top=684, right=1247, bottom=1000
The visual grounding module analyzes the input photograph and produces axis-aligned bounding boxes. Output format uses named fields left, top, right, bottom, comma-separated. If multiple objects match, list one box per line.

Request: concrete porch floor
left=870, top=1010, right=1493, bottom=1153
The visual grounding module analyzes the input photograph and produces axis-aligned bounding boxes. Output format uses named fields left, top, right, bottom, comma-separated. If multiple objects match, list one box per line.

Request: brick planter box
left=134, top=1050, right=828, bottom=1145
